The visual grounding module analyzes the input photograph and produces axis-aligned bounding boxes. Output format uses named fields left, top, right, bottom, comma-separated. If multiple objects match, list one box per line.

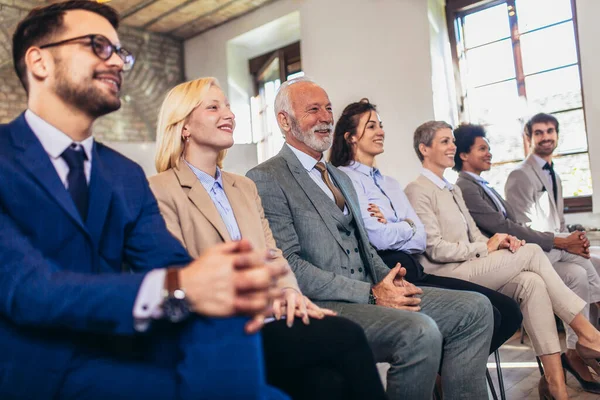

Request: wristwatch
left=162, top=268, right=190, bottom=323
left=368, top=288, right=378, bottom=305
left=404, top=218, right=417, bottom=239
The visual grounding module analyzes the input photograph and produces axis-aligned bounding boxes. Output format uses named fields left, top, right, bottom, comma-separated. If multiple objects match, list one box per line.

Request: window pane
left=525, top=66, right=582, bottom=112
left=486, top=121, right=525, bottom=163
left=463, top=4, right=510, bottom=49
left=554, top=153, right=593, bottom=197
left=554, top=109, right=587, bottom=154
left=465, top=39, right=516, bottom=87
left=520, top=22, right=578, bottom=75
left=481, top=160, right=522, bottom=196
left=468, top=80, right=520, bottom=124
left=516, top=0, right=573, bottom=33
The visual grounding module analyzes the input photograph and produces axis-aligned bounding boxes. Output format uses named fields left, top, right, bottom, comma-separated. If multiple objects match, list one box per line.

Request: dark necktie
left=315, top=162, right=346, bottom=211
left=542, top=162, right=558, bottom=203
left=61, top=144, right=89, bottom=220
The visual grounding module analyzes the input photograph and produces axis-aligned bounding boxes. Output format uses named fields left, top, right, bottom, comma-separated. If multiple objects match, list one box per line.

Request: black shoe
left=561, top=352, right=600, bottom=394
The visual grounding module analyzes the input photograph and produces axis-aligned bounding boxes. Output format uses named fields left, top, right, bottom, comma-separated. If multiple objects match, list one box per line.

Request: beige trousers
left=449, top=244, right=586, bottom=356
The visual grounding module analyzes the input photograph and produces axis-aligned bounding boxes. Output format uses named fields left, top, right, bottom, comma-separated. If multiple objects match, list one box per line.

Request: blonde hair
left=155, top=77, right=227, bottom=173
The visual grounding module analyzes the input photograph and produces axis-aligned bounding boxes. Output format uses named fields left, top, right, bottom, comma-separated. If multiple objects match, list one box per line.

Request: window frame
left=446, top=0, right=591, bottom=213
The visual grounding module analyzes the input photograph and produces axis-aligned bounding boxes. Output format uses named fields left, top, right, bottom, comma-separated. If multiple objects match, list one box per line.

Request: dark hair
left=12, top=0, right=119, bottom=92
left=525, top=113, right=559, bottom=138
left=453, top=124, right=487, bottom=172
left=329, top=98, right=378, bottom=167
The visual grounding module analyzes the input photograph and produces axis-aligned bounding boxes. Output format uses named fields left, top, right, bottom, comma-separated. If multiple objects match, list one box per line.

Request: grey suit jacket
left=505, top=154, right=565, bottom=233
left=246, top=145, right=390, bottom=304
left=456, top=171, right=554, bottom=252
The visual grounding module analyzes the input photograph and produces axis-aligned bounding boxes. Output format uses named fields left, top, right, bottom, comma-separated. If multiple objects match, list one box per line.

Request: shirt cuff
left=133, top=268, right=166, bottom=332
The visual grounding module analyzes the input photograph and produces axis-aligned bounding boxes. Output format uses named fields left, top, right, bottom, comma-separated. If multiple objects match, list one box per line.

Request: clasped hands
left=556, top=231, right=591, bottom=259
left=486, top=233, right=526, bottom=253
left=371, top=264, right=423, bottom=312
left=179, top=239, right=334, bottom=334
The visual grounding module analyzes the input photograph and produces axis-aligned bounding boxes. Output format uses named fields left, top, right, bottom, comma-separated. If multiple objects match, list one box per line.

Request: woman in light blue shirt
left=329, top=99, right=522, bottom=353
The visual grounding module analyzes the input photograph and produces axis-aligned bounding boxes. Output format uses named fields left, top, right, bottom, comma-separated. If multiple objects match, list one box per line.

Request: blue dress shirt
left=339, top=161, right=426, bottom=253
left=185, top=160, right=242, bottom=241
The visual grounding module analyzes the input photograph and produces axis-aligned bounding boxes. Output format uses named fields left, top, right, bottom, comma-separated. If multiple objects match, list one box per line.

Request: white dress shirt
left=25, top=109, right=164, bottom=332
left=286, top=143, right=349, bottom=214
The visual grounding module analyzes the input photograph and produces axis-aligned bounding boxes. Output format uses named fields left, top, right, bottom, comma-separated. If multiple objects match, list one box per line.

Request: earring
left=182, top=136, right=190, bottom=142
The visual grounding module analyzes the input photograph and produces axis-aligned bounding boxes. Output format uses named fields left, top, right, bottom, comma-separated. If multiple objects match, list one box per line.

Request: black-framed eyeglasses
left=39, top=34, right=135, bottom=71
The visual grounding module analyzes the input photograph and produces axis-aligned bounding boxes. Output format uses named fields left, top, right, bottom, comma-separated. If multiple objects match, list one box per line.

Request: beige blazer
left=504, top=154, right=565, bottom=233
left=405, top=174, right=489, bottom=280
left=148, top=161, right=299, bottom=289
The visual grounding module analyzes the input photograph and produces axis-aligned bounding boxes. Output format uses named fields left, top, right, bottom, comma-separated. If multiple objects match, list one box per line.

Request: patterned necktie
left=61, top=144, right=89, bottom=220
left=543, top=162, right=558, bottom=203
left=315, top=162, right=345, bottom=211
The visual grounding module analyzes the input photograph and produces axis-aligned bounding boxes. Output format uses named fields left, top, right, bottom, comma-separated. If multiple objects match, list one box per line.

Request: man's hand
left=371, top=265, right=423, bottom=311
left=556, top=231, right=591, bottom=259
left=179, top=240, right=287, bottom=330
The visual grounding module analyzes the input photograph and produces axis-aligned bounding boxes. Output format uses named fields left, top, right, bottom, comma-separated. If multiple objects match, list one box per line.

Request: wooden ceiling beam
left=121, top=0, right=161, bottom=19
left=141, top=0, right=200, bottom=29
left=167, top=0, right=240, bottom=36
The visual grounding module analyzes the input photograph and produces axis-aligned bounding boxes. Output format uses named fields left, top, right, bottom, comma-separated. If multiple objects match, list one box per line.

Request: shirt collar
left=286, top=143, right=323, bottom=171
left=421, top=167, right=453, bottom=190
left=184, top=159, right=223, bottom=193
left=532, top=154, right=552, bottom=169
left=347, top=160, right=379, bottom=178
left=465, top=171, right=488, bottom=184
left=25, top=109, right=94, bottom=162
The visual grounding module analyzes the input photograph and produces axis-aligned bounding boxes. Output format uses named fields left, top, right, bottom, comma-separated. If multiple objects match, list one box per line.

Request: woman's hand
left=273, top=288, right=337, bottom=327
left=368, top=203, right=387, bottom=224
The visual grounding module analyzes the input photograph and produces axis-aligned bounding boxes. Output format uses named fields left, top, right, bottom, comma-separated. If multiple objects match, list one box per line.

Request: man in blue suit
left=0, top=1, right=288, bottom=399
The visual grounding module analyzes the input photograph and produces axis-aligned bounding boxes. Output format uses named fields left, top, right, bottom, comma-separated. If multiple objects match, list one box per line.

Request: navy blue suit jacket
left=0, top=114, right=191, bottom=398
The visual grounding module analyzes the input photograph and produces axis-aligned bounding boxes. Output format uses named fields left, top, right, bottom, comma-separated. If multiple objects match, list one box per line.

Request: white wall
left=576, top=0, right=600, bottom=215
left=185, top=0, right=434, bottom=184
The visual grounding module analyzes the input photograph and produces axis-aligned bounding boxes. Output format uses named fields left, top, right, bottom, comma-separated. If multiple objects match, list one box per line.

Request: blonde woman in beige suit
left=148, top=77, right=386, bottom=400
left=404, top=121, right=600, bottom=400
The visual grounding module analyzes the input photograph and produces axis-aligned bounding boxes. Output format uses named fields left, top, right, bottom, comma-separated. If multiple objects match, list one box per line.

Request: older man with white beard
left=246, top=77, right=494, bottom=400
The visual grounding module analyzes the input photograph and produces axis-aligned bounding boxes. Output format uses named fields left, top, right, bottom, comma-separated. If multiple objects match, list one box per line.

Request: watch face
left=163, top=297, right=190, bottom=323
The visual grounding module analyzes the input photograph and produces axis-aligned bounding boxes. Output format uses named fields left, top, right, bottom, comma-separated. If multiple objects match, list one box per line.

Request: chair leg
left=536, top=356, right=544, bottom=376
left=520, top=323, right=526, bottom=344
left=486, top=369, right=499, bottom=400
left=494, top=350, right=507, bottom=400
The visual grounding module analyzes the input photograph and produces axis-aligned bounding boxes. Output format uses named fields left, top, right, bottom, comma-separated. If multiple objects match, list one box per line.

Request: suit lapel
left=525, top=155, right=560, bottom=219
left=86, top=143, right=113, bottom=246
left=174, top=162, right=231, bottom=241
left=460, top=171, right=509, bottom=214
left=222, top=172, right=253, bottom=241
left=10, top=114, right=87, bottom=233
left=280, top=146, right=345, bottom=250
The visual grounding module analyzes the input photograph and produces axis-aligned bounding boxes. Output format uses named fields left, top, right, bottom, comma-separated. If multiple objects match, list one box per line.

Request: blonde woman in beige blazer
left=148, top=77, right=387, bottom=400
left=405, top=121, right=600, bottom=400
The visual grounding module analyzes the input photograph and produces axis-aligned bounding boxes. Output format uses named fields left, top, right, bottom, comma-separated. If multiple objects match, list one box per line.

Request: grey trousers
left=547, top=248, right=600, bottom=348
left=317, top=286, right=493, bottom=400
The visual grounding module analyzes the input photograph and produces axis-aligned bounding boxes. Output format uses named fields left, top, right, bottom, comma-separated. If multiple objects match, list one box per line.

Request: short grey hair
left=274, top=76, right=317, bottom=118
left=413, top=120, right=453, bottom=162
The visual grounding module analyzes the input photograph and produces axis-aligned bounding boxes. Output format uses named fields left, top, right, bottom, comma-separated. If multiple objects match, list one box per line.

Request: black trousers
left=262, top=317, right=387, bottom=400
left=378, top=250, right=522, bottom=353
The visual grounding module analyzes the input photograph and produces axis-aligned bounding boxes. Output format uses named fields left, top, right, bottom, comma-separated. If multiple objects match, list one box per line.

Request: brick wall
left=0, top=3, right=184, bottom=141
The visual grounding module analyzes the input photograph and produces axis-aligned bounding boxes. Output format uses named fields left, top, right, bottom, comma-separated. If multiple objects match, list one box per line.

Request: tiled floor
left=487, top=331, right=600, bottom=399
